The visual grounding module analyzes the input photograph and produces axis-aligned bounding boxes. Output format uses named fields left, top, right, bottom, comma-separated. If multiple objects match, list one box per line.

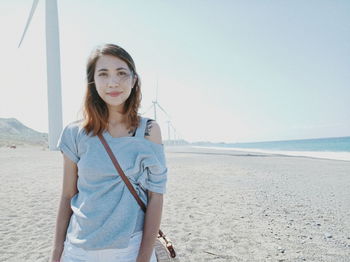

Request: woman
left=50, top=43, right=168, bottom=262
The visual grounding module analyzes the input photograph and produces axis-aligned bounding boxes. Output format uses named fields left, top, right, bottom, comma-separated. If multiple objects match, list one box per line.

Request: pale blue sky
left=1, top=0, right=349, bottom=143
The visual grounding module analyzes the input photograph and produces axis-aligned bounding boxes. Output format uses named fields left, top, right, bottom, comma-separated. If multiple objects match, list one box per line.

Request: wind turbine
left=18, top=0, right=63, bottom=151
left=152, top=78, right=171, bottom=122
left=141, top=79, right=185, bottom=144
left=147, top=78, right=185, bottom=144
left=167, top=120, right=183, bottom=145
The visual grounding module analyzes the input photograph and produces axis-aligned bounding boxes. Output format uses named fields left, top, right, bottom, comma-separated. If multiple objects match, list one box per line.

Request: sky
left=1, top=0, right=349, bottom=143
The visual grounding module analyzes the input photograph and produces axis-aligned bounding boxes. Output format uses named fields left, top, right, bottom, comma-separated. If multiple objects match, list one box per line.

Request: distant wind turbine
left=152, top=78, right=171, bottom=121
left=18, top=0, right=63, bottom=151
left=141, top=78, right=184, bottom=144
left=168, top=120, right=181, bottom=144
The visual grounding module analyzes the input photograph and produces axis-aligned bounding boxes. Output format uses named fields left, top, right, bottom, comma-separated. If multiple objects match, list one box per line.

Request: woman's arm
left=136, top=192, right=163, bottom=262
left=137, top=120, right=165, bottom=262
left=50, top=153, right=79, bottom=262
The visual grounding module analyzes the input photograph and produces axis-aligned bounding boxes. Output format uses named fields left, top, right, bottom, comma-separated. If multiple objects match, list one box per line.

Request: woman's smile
left=108, top=91, right=122, bottom=97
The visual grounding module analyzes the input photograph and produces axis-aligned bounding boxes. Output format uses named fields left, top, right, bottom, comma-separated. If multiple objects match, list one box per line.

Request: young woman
left=50, top=43, right=168, bottom=262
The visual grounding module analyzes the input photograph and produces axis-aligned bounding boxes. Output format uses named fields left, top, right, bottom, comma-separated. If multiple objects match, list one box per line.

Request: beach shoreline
left=191, top=145, right=350, bottom=162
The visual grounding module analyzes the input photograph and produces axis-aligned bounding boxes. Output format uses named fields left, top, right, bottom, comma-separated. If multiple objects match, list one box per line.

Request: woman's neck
left=107, top=106, right=125, bottom=126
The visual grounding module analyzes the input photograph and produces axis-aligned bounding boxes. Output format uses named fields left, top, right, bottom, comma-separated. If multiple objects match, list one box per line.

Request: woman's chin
left=105, top=100, right=125, bottom=109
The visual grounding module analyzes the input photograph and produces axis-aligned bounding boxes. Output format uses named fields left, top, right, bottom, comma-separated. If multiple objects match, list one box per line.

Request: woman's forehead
left=95, top=55, right=128, bottom=70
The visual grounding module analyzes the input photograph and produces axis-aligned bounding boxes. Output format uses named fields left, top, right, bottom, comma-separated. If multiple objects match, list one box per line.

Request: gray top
left=56, top=116, right=168, bottom=250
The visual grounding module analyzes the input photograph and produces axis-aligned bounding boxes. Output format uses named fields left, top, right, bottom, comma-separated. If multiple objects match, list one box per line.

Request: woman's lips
left=108, top=92, right=122, bottom=97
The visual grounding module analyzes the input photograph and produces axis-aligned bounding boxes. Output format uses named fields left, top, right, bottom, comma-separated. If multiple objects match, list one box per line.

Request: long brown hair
left=80, top=43, right=142, bottom=137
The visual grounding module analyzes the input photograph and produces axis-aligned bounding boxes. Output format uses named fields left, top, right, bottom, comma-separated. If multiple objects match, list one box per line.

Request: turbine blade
left=157, top=103, right=171, bottom=118
left=18, top=0, right=40, bottom=48
left=142, top=104, right=154, bottom=115
left=156, top=77, right=159, bottom=102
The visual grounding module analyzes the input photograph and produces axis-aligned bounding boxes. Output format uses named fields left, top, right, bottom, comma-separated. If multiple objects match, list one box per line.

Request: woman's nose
left=108, top=75, right=120, bottom=86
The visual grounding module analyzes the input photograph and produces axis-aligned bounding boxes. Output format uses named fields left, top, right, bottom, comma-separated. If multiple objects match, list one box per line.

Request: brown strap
left=97, top=134, right=168, bottom=236
left=98, top=133, right=147, bottom=212
left=98, top=133, right=177, bottom=258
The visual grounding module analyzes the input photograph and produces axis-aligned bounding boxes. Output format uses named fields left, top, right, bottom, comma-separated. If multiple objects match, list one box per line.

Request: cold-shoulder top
left=56, top=116, right=168, bottom=250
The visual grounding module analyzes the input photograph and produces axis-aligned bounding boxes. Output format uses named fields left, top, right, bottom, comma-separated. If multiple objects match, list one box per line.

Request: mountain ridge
left=0, top=118, right=48, bottom=147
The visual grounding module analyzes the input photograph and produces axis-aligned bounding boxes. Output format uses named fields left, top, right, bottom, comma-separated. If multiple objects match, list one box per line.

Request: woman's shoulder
left=62, top=119, right=88, bottom=137
left=143, top=118, right=163, bottom=146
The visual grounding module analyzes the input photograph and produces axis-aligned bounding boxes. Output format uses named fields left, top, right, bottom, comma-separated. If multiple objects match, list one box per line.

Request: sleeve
left=56, top=123, right=80, bottom=163
left=140, top=144, right=168, bottom=194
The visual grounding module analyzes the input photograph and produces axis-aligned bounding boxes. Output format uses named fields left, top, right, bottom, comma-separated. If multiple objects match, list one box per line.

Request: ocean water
left=193, top=136, right=350, bottom=161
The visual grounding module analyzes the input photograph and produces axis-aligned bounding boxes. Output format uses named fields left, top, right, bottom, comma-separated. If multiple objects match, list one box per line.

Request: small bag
left=98, top=134, right=178, bottom=262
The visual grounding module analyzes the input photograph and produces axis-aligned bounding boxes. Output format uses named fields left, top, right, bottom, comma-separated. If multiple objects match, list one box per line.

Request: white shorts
left=61, top=231, right=157, bottom=262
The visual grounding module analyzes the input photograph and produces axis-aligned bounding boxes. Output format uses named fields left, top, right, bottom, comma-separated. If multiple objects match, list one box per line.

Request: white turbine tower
left=18, top=0, right=63, bottom=151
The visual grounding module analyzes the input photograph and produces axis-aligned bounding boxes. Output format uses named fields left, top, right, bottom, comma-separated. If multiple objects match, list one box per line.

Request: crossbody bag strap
left=98, top=133, right=147, bottom=212
left=98, top=133, right=176, bottom=258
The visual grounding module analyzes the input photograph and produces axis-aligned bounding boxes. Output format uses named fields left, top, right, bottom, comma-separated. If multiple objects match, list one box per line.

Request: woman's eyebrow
left=97, top=67, right=128, bottom=72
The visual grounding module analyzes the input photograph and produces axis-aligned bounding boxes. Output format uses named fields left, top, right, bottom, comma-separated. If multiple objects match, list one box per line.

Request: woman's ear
left=132, top=75, right=137, bottom=87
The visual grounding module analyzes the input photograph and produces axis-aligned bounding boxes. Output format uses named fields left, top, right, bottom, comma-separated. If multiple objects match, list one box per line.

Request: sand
left=0, top=145, right=349, bottom=262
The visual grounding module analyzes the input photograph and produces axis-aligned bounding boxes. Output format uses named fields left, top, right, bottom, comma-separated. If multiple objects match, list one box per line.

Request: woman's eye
left=118, top=71, right=126, bottom=76
left=98, top=73, right=108, bottom=77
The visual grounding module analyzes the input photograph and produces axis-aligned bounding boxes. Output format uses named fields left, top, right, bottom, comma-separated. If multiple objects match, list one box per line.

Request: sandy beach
left=0, top=145, right=349, bottom=262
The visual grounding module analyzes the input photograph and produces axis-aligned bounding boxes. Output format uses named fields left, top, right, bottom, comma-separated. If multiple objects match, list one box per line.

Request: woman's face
left=94, top=54, right=136, bottom=111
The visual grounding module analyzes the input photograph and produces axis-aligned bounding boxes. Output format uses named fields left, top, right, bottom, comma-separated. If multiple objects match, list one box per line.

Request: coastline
left=191, top=145, right=350, bottom=162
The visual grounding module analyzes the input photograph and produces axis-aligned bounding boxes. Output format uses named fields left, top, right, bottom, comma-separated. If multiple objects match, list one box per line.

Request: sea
left=193, top=136, right=350, bottom=161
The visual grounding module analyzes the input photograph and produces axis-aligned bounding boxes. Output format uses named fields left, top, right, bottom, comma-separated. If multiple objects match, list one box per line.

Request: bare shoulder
left=144, top=119, right=163, bottom=145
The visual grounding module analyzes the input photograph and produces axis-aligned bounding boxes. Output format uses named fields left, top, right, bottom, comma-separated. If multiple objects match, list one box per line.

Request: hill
left=0, top=118, right=47, bottom=147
